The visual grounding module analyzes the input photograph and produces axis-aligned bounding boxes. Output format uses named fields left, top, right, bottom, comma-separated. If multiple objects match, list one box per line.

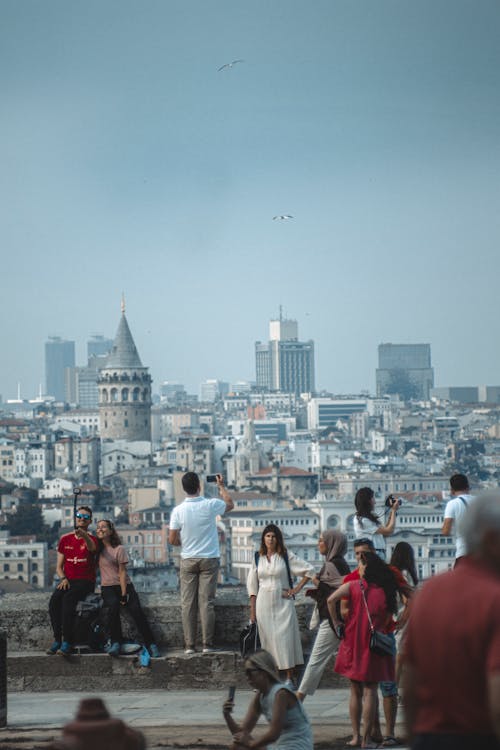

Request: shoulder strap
left=283, top=551, right=294, bottom=597
left=459, top=496, right=469, bottom=508
left=359, top=580, right=375, bottom=634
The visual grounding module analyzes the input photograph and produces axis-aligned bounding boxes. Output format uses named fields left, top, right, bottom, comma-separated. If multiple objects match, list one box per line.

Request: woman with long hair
left=389, top=541, right=418, bottom=696
left=353, top=487, right=398, bottom=560
left=328, top=551, right=399, bottom=749
left=296, top=529, right=350, bottom=701
left=222, top=649, right=313, bottom=749
left=247, top=524, right=315, bottom=685
left=389, top=542, right=418, bottom=587
left=96, top=519, right=160, bottom=658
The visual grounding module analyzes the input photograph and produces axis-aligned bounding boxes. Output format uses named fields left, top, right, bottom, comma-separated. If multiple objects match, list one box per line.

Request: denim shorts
left=379, top=632, right=397, bottom=697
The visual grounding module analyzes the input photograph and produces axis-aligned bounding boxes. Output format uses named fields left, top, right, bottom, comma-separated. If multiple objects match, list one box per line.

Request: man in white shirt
left=441, top=473, right=474, bottom=566
left=168, top=471, right=234, bottom=654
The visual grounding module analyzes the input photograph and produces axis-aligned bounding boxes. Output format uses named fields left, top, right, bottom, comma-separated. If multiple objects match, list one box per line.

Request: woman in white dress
left=247, top=524, right=315, bottom=684
left=353, top=487, right=398, bottom=560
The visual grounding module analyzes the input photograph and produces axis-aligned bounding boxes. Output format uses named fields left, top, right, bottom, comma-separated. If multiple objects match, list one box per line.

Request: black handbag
left=369, top=629, right=394, bottom=657
left=239, top=621, right=261, bottom=658
left=359, top=581, right=394, bottom=657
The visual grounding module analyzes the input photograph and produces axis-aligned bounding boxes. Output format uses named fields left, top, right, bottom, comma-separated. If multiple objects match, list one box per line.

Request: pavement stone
left=1, top=688, right=409, bottom=749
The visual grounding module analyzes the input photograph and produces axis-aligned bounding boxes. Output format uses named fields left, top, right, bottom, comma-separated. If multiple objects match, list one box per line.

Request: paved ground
left=1, top=688, right=409, bottom=749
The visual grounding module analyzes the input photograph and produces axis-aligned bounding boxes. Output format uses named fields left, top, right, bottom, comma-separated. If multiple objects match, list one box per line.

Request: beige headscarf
left=319, top=529, right=350, bottom=588
left=245, top=649, right=280, bottom=683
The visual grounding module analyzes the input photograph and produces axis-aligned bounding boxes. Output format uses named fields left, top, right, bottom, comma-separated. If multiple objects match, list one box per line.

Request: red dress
left=334, top=580, right=395, bottom=683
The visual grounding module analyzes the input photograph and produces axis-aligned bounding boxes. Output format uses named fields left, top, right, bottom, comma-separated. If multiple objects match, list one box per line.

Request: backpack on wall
left=72, top=593, right=108, bottom=651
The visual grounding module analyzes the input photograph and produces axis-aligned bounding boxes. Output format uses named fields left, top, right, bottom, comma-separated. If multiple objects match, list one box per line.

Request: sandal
left=380, top=738, right=399, bottom=747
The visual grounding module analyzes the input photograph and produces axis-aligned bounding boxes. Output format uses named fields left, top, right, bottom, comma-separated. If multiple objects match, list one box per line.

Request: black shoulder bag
left=359, top=581, right=394, bottom=657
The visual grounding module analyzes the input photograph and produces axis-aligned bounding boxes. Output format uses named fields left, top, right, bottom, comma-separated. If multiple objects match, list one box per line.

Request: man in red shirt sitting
left=47, top=505, right=97, bottom=656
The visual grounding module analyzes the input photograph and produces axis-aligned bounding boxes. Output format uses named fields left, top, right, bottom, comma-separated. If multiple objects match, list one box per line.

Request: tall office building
left=255, top=315, right=315, bottom=396
left=97, top=301, right=152, bottom=441
left=376, top=343, right=434, bottom=401
left=87, top=334, right=113, bottom=359
left=45, top=336, right=75, bottom=402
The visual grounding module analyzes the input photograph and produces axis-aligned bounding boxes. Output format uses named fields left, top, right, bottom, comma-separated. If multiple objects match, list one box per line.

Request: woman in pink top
left=96, top=519, right=160, bottom=658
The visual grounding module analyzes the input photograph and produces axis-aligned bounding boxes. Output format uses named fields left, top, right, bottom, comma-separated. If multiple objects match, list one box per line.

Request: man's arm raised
left=216, top=474, right=234, bottom=513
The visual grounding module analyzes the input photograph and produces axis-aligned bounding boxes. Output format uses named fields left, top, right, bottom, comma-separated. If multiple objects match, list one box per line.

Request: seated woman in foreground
left=222, top=649, right=313, bottom=749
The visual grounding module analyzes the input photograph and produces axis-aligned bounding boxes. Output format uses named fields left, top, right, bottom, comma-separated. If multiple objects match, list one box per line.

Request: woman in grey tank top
left=222, top=649, right=313, bottom=749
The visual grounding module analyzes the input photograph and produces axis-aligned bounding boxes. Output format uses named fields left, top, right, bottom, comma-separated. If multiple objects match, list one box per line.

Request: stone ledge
left=7, top=651, right=345, bottom=692
left=0, top=590, right=315, bottom=651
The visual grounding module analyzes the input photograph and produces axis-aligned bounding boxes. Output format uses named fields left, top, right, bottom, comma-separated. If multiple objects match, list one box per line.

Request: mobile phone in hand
left=228, top=686, right=236, bottom=701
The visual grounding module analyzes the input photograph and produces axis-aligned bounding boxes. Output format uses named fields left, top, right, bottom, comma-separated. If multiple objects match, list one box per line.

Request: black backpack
left=72, top=593, right=108, bottom=651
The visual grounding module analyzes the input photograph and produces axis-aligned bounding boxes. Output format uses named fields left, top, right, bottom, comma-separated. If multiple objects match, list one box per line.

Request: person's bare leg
left=347, top=680, right=362, bottom=746
left=370, top=690, right=383, bottom=743
left=383, top=694, right=397, bottom=739
left=286, top=668, right=296, bottom=685
left=361, top=683, right=378, bottom=748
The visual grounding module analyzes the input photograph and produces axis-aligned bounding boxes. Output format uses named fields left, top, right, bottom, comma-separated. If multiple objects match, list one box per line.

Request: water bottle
left=140, top=645, right=151, bottom=668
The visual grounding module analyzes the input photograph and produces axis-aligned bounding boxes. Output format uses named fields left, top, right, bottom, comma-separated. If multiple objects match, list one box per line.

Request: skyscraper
left=255, top=315, right=315, bottom=395
left=376, top=343, right=434, bottom=401
left=87, top=334, right=113, bottom=359
left=45, top=336, right=75, bottom=401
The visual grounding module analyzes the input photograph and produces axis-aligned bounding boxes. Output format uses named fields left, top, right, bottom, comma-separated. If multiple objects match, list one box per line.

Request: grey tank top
left=259, top=682, right=313, bottom=749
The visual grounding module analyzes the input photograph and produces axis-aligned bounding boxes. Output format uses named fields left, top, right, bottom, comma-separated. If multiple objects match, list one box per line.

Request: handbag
left=239, top=621, right=261, bottom=658
left=359, top=581, right=394, bottom=657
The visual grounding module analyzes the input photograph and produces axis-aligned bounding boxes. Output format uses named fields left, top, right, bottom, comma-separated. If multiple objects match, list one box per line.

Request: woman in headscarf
left=296, top=530, right=350, bottom=701
left=222, top=649, right=313, bottom=749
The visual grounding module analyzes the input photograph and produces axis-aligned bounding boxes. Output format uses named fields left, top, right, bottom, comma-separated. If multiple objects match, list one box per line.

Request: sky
left=1, top=0, right=500, bottom=400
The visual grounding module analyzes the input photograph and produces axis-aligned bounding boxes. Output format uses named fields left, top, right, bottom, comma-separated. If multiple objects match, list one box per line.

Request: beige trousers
left=179, top=557, right=219, bottom=649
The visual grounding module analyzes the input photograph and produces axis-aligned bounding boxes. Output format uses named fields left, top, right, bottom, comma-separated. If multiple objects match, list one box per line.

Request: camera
left=385, top=494, right=403, bottom=509
left=206, top=474, right=218, bottom=483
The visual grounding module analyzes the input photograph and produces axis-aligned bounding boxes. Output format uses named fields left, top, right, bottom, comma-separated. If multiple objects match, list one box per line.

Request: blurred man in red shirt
left=403, top=491, right=500, bottom=749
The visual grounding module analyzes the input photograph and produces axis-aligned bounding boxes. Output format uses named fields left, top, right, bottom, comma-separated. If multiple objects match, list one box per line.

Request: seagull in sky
left=273, top=214, right=294, bottom=221
left=218, top=59, right=244, bottom=72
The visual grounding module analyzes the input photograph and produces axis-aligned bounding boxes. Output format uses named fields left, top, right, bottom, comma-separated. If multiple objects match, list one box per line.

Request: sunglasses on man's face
left=76, top=513, right=91, bottom=520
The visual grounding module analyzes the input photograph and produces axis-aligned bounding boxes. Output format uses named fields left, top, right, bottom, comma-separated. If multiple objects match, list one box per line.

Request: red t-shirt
left=58, top=532, right=98, bottom=581
left=404, top=556, right=500, bottom=735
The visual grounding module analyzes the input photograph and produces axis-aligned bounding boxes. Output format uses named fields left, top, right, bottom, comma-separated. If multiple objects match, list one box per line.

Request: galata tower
left=97, top=300, right=152, bottom=441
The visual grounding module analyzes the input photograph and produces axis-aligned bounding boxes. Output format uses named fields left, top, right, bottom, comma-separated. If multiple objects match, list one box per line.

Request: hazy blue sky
left=1, top=1, right=500, bottom=400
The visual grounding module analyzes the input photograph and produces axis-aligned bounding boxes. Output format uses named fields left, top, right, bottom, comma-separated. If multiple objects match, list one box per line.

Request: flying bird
left=218, top=59, right=244, bottom=72
left=273, top=214, right=294, bottom=221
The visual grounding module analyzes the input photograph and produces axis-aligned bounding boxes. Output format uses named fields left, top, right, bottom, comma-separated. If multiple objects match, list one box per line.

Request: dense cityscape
left=1, top=303, right=499, bottom=595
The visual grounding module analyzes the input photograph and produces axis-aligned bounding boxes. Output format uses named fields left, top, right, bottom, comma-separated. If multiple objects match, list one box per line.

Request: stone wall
left=0, top=589, right=316, bottom=652
left=1, top=591, right=346, bottom=692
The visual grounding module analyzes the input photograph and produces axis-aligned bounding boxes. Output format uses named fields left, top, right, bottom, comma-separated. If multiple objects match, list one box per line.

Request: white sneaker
left=184, top=648, right=195, bottom=654
left=202, top=647, right=215, bottom=653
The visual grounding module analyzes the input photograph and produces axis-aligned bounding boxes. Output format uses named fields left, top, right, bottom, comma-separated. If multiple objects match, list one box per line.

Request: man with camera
left=441, top=473, right=474, bottom=567
left=168, top=472, right=234, bottom=654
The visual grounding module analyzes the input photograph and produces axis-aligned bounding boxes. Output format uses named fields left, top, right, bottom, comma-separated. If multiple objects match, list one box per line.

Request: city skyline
left=2, top=1, right=500, bottom=400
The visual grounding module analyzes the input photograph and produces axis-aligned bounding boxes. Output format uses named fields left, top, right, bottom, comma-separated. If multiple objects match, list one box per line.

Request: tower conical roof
left=104, top=313, right=143, bottom=369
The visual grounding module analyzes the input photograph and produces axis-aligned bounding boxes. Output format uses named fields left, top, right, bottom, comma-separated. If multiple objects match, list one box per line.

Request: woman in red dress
left=328, top=551, right=398, bottom=749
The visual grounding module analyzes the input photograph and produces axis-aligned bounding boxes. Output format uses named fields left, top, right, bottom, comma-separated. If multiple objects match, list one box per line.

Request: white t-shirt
left=443, top=494, right=474, bottom=559
left=353, top=516, right=386, bottom=557
left=169, top=495, right=227, bottom=559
